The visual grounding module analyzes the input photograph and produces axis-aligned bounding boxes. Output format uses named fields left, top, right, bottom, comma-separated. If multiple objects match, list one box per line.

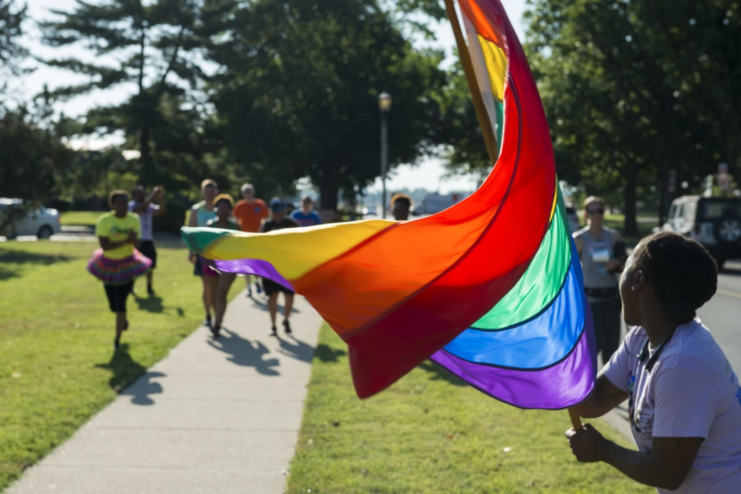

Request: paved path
left=7, top=290, right=322, bottom=494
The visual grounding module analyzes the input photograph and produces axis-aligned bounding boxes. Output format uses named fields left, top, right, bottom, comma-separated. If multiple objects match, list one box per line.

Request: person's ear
left=631, top=270, right=645, bottom=292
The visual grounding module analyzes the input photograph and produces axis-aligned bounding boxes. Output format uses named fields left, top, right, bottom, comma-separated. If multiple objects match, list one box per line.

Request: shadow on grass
left=418, top=360, right=467, bottom=387
left=132, top=292, right=164, bottom=313
left=314, top=343, right=347, bottom=363
left=208, top=328, right=280, bottom=376
left=0, top=250, right=74, bottom=280
left=95, top=344, right=149, bottom=393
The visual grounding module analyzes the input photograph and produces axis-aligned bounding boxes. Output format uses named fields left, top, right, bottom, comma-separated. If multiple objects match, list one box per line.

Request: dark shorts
left=104, top=281, right=133, bottom=313
left=194, top=257, right=203, bottom=276
left=139, top=240, right=157, bottom=269
left=262, top=278, right=295, bottom=296
left=589, top=296, right=622, bottom=361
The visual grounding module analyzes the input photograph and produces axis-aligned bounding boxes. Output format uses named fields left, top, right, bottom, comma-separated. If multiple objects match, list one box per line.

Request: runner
left=233, top=183, right=269, bottom=297
left=390, top=193, right=413, bottom=221
left=129, top=185, right=166, bottom=295
left=188, top=179, right=219, bottom=327
left=261, top=198, right=299, bottom=335
left=87, top=190, right=151, bottom=350
left=203, top=194, right=241, bottom=339
left=573, top=196, right=626, bottom=362
left=289, top=195, right=323, bottom=226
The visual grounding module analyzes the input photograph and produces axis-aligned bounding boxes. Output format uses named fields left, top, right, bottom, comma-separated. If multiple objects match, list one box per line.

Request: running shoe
left=114, top=338, right=121, bottom=351
left=204, top=314, right=212, bottom=328
left=246, top=287, right=252, bottom=297
left=270, top=325, right=277, bottom=336
left=211, top=324, right=221, bottom=339
left=283, top=320, right=292, bottom=334
left=255, top=282, right=262, bottom=294
left=147, top=284, right=154, bottom=296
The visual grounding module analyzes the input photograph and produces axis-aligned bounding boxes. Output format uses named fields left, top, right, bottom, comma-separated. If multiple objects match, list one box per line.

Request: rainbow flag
left=181, top=0, right=596, bottom=408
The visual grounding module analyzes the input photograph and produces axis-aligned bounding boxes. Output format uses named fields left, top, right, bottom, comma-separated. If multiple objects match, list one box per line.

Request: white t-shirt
left=604, top=318, right=741, bottom=493
left=128, top=201, right=156, bottom=241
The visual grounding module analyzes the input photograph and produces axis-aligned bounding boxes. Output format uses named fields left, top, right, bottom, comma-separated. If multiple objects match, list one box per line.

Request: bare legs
left=268, top=292, right=294, bottom=335
left=268, top=293, right=279, bottom=328
left=114, top=311, right=126, bottom=348
left=202, top=275, right=216, bottom=323
left=214, top=273, right=236, bottom=328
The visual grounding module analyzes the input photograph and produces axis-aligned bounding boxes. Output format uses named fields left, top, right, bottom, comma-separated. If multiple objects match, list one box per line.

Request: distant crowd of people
left=87, top=179, right=328, bottom=348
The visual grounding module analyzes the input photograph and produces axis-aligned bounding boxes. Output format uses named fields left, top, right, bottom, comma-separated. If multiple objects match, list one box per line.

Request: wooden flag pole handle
left=443, top=0, right=500, bottom=166
left=568, top=408, right=583, bottom=431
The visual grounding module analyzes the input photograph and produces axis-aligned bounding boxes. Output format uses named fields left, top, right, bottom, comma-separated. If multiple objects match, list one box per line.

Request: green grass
left=0, top=240, right=240, bottom=490
left=59, top=211, right=102, bottom=227
left=287, top=325, right=652, bottom=494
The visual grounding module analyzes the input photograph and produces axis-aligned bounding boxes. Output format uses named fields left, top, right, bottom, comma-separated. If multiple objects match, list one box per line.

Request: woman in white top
left=566, top=231, right=741, bottom=493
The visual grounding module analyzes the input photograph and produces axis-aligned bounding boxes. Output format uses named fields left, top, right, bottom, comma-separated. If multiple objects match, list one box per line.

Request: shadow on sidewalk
left=209, top=328, right=280, bottom=376
left=121, top=371, right=165, bottom=405
left=276, top=334, right=315, bottom=363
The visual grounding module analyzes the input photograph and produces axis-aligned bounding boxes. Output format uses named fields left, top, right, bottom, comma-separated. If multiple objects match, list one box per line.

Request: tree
left=0, top=91, right=77, bottom=234
left=0, top=0, right=26, bottom=74
left=39, top=0, right=206, bottom=184
left=524, top=0, right=720, bottom=233
left=203, top=0, right=448, bottom=209
left=625, top=1, right=741, bottom=185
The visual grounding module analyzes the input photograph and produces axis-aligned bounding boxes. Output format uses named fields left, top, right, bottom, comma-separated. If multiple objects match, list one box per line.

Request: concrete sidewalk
left=7, top=290, right=323, bottom=494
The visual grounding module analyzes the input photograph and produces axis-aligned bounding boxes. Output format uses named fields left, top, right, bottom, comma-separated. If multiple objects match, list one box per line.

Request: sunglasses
left=587, top=208, right=604, bottom=215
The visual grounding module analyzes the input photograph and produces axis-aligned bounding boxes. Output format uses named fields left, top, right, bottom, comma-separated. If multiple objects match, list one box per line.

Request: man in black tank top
left=260, top=198, right=299, bottom=336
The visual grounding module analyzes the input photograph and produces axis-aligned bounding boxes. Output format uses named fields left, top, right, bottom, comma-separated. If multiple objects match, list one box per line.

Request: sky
left=10, top=0, right=528, bottom=194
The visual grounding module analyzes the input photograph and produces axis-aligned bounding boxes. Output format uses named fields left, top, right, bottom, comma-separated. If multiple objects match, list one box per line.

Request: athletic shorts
left=138, top=240, right=157, bottom=269
left=262, top=278, right=295, bottom=296
left=104, top=281, right=133, bottom=313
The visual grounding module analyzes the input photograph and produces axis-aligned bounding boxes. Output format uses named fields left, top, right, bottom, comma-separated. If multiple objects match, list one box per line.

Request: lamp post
left=379, top=92, right=392, bottom=219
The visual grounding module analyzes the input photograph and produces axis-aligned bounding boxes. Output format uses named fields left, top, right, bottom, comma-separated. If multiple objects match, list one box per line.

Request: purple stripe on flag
left=429, top=301, right=597, bottom=410
left=209, top=258, right=295, bottom=290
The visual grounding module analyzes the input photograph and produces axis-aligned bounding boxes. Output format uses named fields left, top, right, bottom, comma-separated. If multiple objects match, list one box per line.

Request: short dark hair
left=632, top=232, right=717, bottom=324
left=213, top=193, right=234, bottom=209
left=108, top=190, right=130, bottom=208
left=391, top=193, right=412, bottom=209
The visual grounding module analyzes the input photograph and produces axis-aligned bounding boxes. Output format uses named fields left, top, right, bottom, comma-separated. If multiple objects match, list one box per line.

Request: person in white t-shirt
left=129, top=185, right=166, bottom=295
left=566, top=231, right=741, bottom=493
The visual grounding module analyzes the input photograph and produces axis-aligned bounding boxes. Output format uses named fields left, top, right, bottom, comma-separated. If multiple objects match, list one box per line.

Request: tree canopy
left=203, top=0, right=449, bottom=208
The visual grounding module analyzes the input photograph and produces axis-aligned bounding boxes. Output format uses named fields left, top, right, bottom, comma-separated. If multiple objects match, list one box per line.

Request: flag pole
left=568, top=408, right=583, bottom=431
left=443, top=0, right=500, bottom=166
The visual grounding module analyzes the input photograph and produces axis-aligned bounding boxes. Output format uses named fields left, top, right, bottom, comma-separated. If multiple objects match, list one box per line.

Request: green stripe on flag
left=472, top=187, right=572, bottom=330
left=180, top=227, right=231, bottom=255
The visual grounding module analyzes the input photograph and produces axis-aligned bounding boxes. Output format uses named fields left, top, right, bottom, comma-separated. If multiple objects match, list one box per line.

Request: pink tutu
left=87, top=249, right=152, bottom=285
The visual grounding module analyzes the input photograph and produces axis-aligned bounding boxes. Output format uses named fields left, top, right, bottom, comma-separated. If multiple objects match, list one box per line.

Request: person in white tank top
left=566, top=232, right=741, bottom=493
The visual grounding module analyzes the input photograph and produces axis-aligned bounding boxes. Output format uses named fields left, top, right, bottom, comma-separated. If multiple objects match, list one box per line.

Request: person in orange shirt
left=233, top=183, right=269, bottom=296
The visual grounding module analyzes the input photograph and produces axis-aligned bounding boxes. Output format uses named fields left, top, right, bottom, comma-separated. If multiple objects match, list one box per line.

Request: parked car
left=565, top=203, right=581, bottom=233
left=659, top=195, right=741, bottom=268
left=0, top=198, right=62, bottom=239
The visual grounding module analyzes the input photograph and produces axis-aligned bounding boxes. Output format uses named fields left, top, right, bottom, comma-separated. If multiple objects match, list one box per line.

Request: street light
left=378, top=92, right=392, bottom=218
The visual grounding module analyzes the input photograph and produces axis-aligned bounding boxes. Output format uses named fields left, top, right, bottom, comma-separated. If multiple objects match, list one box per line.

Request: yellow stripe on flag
left=478, top=35, right=507, bottom=102
left=202, top=219, right=395, bottom=280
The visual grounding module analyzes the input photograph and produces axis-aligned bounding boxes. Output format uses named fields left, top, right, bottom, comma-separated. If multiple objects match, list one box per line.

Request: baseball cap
left=269, top=198, right=283, bottom=210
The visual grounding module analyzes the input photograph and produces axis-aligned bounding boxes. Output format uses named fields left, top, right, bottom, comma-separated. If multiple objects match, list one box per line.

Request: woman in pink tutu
left=88, top=190, right=152, bottom=349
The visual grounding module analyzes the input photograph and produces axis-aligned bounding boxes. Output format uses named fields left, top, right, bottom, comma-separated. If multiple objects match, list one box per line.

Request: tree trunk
left=139, top=125, right=152, bottom=184
left=318, top=164, right=339, bottom=210
left=623, top=166, right=639, bottom=237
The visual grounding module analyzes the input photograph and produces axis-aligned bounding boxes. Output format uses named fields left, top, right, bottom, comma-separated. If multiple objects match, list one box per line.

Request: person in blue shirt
left=289, top=195, right=323, bottom=227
